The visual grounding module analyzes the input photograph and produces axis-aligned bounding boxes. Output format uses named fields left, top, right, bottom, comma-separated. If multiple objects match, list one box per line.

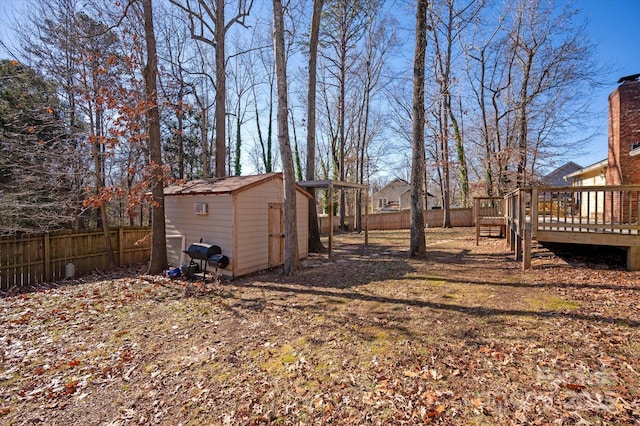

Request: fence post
left=118, top=227, right=125, bottom=267
left=44, top=232, right=51, bottom=282
left=523, top=227, right=532, bottom=269
left=474, top=198, right=480, bottom=245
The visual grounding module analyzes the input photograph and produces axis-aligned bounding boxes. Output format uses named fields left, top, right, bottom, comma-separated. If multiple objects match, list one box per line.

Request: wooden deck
left=475, top=186, right=640, bottom=271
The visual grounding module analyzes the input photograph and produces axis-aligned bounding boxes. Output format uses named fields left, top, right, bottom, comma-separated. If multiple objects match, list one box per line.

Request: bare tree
left=428, top=0, right=480, bottom=223
left=141, top=0, right=168, bottom=274
left=306, top=0, right=325, bottom=253
left=273, top=0, right=301, bottom=275
left=352, top=12, right=397, bottom=231
left=319, top=0, right=379, bottom=230
left=169, top=0, right=254, bottom=178
left=410, top=0, right=428, bottom=258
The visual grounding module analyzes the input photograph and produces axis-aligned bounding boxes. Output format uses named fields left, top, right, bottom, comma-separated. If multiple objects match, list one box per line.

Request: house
left=163, top=173, right=310, bottom=278
left=562, top=74, right=640, bottom=220
left=541, top=161, right=582, bottom=186
left=563, top=159, right=608, bottom=219
left=563, top=159, right=607, bottom=187
left=605, top=74, right=640, bottom=186
left=371, top=178, right=435, bottom=211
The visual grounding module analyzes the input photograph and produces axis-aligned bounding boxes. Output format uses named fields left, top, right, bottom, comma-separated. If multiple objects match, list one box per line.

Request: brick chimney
left=607, top=76, right=640, bottom=185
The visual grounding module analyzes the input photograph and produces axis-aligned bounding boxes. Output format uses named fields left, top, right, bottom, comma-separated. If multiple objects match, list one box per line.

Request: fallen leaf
left=564, top=383, right=586, bottom=391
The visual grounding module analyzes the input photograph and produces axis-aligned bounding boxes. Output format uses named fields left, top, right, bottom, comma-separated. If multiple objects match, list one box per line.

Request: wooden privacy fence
left=0, top=227, right=151, bottom=291
left=318, top=208, right=473, bottom=233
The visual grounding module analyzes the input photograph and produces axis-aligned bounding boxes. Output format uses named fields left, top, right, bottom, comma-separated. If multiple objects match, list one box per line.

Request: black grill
left=183, top=242, right=229, bottom=278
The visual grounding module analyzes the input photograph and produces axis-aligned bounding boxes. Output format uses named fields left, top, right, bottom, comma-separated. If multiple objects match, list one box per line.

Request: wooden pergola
left=297, top=180, right=368, bottom=258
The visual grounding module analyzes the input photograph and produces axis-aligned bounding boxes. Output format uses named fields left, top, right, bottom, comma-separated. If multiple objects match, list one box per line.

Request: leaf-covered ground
left=1, top=228, right=639, bottom=425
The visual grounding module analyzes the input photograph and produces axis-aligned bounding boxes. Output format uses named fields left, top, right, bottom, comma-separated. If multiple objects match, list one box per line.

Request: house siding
left=372, top=179, right=410, bottom=211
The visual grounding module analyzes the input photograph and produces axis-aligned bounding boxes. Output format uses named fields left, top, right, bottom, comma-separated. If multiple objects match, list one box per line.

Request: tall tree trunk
left=234, top=113, right=241, bottom=176
left=410, top=0, right=428, bottom=258
left=290, top=111, right=303, bottom=181
left=273, top=0, right=301, bottom=275
left=214, top=0, right=226, bottom=177
left=450, top=106, right=468, bottom=208
left=143, top=0, right=168, bottom=275
left=306, top=0, right=324, bottom=253
left=200, top=103, right=210, bottom=178
left=441, top=105, right=452, bottom=228
left=89, top=95, right=116, bottom=268
left=177, top=86, right=185, bottom=179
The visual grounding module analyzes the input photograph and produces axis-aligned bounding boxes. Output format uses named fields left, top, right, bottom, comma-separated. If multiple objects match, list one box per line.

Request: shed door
left=268, top=203, right=284, bottom=267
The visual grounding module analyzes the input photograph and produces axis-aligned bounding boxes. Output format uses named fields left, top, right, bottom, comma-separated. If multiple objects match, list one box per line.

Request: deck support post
left=474, top=198, right=480, bottom=246
left=627, top=246, right=640, bottom=271
left=522, top=226, right=532, bottom=270
left=514, top=230, right=522, bottom=261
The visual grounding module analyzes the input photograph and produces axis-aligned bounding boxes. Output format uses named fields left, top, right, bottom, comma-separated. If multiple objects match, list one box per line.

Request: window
left=194, top=202, right=208, bottom=215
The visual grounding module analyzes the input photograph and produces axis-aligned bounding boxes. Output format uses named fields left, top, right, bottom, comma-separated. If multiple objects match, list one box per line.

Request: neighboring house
left=564, top=159, right=607, bottom=187
left=163, top=173, right=310, bottom=278
left=541, top=161, right=582, bottom=186
left=562, top=74, right=640, bottom=220
left=563, top=159, right=607, bottom=219
left=372, top=178, right=410, bottom=211
left=371, top=178, right=435, bottom=211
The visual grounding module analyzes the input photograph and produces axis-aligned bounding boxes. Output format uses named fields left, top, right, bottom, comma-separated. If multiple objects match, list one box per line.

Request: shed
left=163, top=173, right=310, bottom=278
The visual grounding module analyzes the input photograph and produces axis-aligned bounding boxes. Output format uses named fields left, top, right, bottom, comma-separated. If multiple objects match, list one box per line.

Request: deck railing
left=474, top=197, right=505, bottom=219
left=531, top=186, right=640, bottom=234
left=473, top=197, right=507, bottom=245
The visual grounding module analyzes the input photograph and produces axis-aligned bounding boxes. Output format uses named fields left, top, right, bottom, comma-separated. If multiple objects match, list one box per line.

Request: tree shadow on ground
left=234, top=281, right=640, bottom=328
left=229, top=240, right=640, bottom=329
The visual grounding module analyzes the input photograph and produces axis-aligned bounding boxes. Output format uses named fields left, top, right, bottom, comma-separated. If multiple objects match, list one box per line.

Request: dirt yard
left=1, top=227, right=639, bottom=425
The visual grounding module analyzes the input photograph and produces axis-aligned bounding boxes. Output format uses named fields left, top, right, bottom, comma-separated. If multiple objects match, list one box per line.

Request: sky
left=0, top=0, right=639, bottom=172
left=574, top=0, right=640, bottom=167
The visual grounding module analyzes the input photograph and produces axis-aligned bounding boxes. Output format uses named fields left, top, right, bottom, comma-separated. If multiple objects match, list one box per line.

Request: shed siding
left=235, top=181, right=278, bottom=275
left=296, top=190, right=309, bottom=258
left=164, top=194, right=234, bottom=276
left=235, top=180, right=309, bottom=276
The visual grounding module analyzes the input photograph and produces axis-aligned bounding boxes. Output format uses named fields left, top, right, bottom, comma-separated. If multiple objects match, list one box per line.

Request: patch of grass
left=1, top=373, right=21, bottom=388
left=525, top=295, right=579, bottom=311
left=261, top=344, right=299, bottom=374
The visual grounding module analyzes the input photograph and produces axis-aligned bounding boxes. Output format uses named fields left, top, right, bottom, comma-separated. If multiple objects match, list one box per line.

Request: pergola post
left=297, top=179, right=369, bottom=260
left=328, top=182, right=334, bottom=258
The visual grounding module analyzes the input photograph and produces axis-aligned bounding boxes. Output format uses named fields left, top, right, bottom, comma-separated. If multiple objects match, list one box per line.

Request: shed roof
left=164, top=172, right=310, bottom=197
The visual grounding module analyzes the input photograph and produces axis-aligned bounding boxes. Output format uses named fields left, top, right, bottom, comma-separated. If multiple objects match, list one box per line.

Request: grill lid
left=184, top=243, right=221, bottom=260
